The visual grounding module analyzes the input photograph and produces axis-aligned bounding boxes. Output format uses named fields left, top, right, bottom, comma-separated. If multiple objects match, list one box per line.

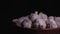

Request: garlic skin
left=38, top=19, right=46, bottom=29
left=55, top=17, right=60, bottom=27
left=12, top=19, right=21, bottom=27
left=33, top=19, right=40, bottom=28
left=33, top=17, right=46, bottom=29
left=30, top=11, right=46, bottom=29
left=38, top=12, right=47, bottom=29
left=30, top=11, right=39, bottom=21
left=39, top=12, right=48, bottom=21
left=49, top=16, right=58, bottom=28
left=17, top=17, right=26, bottom=27
left=12, top=16, right=30, bottom=27
left=22, top=18, right=32, bottom=28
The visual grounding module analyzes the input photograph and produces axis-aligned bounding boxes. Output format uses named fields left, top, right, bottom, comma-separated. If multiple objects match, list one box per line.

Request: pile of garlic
left=12, top=11, right=60, bottom=29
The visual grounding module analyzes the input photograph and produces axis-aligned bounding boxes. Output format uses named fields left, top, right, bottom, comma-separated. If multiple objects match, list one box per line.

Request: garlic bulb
left=30, top=11, right=39, bottom=21
left=22, top=18, right=32, bottom=28
left=38, top=19, right=46, bottom=29
left=55, top=17, right=60, bottom=27
left=33, top=17, right=46, bottom=29
left=39, top=12, right=48, bottom=21
left=49, top=16, right=58, bottom=28
left=33, top=19, right=40, bottom=28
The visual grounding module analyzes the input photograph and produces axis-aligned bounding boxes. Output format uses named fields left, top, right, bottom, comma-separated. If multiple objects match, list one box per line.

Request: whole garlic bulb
left=22, top=17, right=32, bottom=28
left=12, top=19, right=21, bottom=27
left=49, top=16, right=58, bottom=28
left=33, top=18, right=47, bottom=29
left=38, top=19, right=46, bottom=29
left=39, top=12, right=48, bottom=21
left=55, top=17, right=60, bottom=27
left=30, top=11, right=39, bottom=21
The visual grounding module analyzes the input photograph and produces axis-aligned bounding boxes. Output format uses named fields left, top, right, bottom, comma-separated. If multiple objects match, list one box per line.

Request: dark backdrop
left=7, top=0, right=60, bottom=34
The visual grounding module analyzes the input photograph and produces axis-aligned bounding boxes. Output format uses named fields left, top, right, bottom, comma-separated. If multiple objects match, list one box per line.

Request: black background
left=7, top=0, right=60, bottom=34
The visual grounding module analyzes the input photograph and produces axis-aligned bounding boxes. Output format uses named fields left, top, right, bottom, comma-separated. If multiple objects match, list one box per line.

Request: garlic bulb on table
left=38, top=12, right=47, bottom=29
left=33, top=19, right=40, bottom=28
left=32, top=17, right=46, bottom=29
left=22, top=17, right=32, bottom=28
left=30, top=11, right=46, bottom=29
left=38, top=19, right=46, bottom=29
left=30, top=11, right=39, bottom=21
left=12, top=19, right=21, bottom=27
left=49, top=16, right=58, bottom=28
left=39, top=12, right=48, bottom=21
left=55, top=17, right=60, bottom=27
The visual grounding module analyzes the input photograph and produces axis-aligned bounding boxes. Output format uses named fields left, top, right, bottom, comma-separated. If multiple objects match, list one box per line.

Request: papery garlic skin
left=22, top=17, right=32, bottom=28
left=38, top=19, right=46, bottom=29
left=49, top=16, right=58, bottom=28
left=17, top=17, right=26, bottom=27
left=33, top=17, right=46, bottom=29
left=30, top=11, right=39, bottom=21
left=12, top=16, right=30, bottom=27
left=55, top=17, right=60, bottom=27
left=30, top=11, right=46, bottom=28
left=39, top=12, right=48, bottom=22
left=38, top=12, right=47, bottom=29
left=12, top=19, right=22, bottom=27
left=18, top=16, right=29, bottom=27
left=33, top=19, right=40, bottom=28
